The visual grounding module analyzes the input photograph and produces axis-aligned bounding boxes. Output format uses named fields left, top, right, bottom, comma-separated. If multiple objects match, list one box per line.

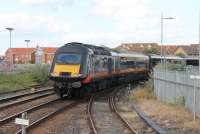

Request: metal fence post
left=175, top=71, right=177, bottom=103
left=161, top=70, right=164, bottom=102
left=164, top=69, right=166, bottom=102
left=193, top=79, right=196, bottom=122
left=22, top=112, right=27, bottom=134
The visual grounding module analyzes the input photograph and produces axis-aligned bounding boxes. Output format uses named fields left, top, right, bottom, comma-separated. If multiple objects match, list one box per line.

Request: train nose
left=52, top=64, right=81, bottom=77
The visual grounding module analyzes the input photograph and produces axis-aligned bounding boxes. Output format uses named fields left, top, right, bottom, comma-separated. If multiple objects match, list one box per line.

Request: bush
left=155, top=62, right=185, bottom=71
left=144, top=48, right=158, bottom=55
left=130, top=76, right=155, bottom=101
left=176, top=96, right=186, bottom=106
left=29, top=64, right=49, bottom=82
left=0, top=64, right=49, bottom=92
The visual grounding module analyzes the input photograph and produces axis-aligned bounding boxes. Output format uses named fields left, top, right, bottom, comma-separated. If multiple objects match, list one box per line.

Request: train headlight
left=51, top=72, right=58, bottom=76
left=71, top=73, right=82, bottom=77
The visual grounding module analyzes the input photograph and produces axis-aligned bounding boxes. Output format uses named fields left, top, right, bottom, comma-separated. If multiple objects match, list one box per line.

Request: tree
left=143, top=48, right=158, bottom=55
left=175, top=52, right=186, bottom=58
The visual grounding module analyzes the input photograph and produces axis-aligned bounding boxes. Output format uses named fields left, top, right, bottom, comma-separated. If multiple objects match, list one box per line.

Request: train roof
left=64, top=42, right=111, bottom=56
left=61, top=42, right=149, bottom=59
left=118, top=53, right=149, bottom=59
left=113, top=48, right=149, bottom=59
left=151, top=55, right=200, bottom=60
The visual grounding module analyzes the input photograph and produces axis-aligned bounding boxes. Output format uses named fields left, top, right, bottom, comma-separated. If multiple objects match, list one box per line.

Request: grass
left=130, top=76, right=200, bottom=132
left=0, top=64, right=49, bottom=92
left=129, top=76, right=155, bottom=101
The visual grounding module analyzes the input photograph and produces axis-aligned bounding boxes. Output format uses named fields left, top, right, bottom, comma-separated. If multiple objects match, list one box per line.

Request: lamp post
left=25, top=40, right=30, bottom=48
left=5, top=27, right=14, bottom=48
left=198, top=10, right=200, bottom=74
left=161, top=12, right=175, bottom=70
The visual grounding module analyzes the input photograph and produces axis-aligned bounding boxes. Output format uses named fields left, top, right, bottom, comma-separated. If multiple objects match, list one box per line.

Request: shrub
left=29, top=64, right=49, bottom=83
left=176, top=96, right=186, bottom=106
left=144, top=48, right=158, bottom=55
left=130, top=76, right=155, bottom=101
left=0, top=64, right=49, bottom=92
left=155, top=62, right=185, bottom=71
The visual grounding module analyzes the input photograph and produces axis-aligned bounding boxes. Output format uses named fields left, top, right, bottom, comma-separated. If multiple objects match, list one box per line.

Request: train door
left=88, top=54, right=93, bottom=76
left=108, top=57, right=112, bottom=74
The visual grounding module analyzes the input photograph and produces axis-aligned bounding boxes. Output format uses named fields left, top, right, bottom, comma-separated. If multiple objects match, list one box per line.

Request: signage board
left=15, top=118, right=29, bottom=126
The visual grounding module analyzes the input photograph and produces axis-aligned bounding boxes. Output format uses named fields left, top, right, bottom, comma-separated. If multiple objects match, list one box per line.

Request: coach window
left=120, top=57, right=127, bottom=69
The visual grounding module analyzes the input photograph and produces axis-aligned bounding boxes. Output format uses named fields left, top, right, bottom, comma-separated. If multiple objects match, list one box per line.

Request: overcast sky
left=0, top=0, right=200, bottom=54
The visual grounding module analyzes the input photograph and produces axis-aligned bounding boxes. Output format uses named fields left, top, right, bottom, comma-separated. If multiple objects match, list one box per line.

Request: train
left=48, top=42, right=150, bottom=98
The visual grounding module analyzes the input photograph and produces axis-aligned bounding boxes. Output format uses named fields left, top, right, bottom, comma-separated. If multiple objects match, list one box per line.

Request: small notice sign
left=15, top=118, right=29, bottom=126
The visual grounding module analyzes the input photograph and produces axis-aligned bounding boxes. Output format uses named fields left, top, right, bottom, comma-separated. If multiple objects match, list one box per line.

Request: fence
left=0, top=64, right=48, bottom=74
left=153, top=68, right=200, bottom=117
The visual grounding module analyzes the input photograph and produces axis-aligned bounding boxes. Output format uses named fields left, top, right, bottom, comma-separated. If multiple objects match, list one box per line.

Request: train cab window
left=56, top=54, right=81, bottom=64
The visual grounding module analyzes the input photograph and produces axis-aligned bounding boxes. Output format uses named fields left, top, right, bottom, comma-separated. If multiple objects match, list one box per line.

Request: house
left=116, top=43, right=160, bottom=54
left=163, top=45, right=178, bottom=55
left=116, top=43, right=200, bottom=56
left=116, top=43, right=179, bottom=55
left=174, top=45, right=199, bottom=56
left=5, top=46, right=57, bottom=64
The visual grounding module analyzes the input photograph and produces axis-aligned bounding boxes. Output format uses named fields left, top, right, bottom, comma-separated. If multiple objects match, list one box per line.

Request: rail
left=15, top=101, right=81, bottom=134
left=0, top=98, right=60, bottom=124
left=0, top=91, right=54, bottom=110
left=108, top=96, right=137, bottom=134
left=131, top=102, right=167, bottom=134
left=87, top=96, right=98, bottom=134
left=0, top=87, right=53, bottom=102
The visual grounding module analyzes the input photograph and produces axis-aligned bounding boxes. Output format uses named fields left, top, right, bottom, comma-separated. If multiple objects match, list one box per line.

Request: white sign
left=15, top=118, right=29, bottom=126
left=190, top=75, right=200, bottom=79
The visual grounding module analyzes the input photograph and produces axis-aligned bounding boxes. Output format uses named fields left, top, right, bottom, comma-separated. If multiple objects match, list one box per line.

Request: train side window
left=135, top=61, right=146, bottom=67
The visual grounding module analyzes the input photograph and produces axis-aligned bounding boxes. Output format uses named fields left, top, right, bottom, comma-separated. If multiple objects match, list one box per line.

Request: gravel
left=28, top=103, right=90, bottom=134
left=92, top=98, right=130, bottom=134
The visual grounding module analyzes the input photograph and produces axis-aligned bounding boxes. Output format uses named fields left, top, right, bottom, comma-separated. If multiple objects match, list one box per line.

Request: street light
left=198, top=9, right=200, bottom=74
left=161, top=12, right=175, bottom=70
left=25, top=40, right=30, bottom=48
left=5, top=27, right=14, bottom=48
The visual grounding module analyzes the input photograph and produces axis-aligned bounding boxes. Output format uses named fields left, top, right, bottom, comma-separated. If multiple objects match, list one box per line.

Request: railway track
left=131, top=102, right=167, bottom=134
left=15, top=101, right=82, bottom=134
left=0, top=86, right=53, bottom=103
left=0, top=84, right=166, bottom=134
left=0, top=87, right=54, bottom=110
left=0, top=96, right=80, bottom=134
left=87, top=96, right=98, bottom=134
left=108, top=96, right=138, bottom=134
left=87, top=93, right=134, bottom=134
left=0, top=98, right=59, bottom=125
left=87, top=85, right=166, bottom=134
left=115, top=85, right=167, bottom=134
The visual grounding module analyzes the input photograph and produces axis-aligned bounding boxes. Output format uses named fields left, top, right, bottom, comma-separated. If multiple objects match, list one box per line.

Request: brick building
left=116, top=43, right=200, bottom=56
left=5, top=47, right=57, bottom=64
left=116, top=43, right=160, bottom=54
left=174, top=45, right=199, bottom=56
